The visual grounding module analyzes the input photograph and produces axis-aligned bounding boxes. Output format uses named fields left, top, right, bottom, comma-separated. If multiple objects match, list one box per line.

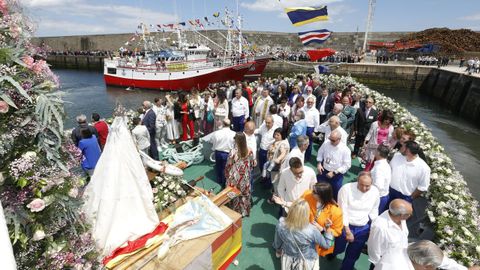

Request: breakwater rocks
left=419, top=69, right=480, bottom=126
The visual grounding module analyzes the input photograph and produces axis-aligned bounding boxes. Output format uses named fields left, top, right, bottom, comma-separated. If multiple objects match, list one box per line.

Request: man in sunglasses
left=316, top=129, right=352, bottom=201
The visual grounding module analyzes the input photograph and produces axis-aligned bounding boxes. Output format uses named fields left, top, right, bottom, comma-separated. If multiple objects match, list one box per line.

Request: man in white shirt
left=231, top=89, right=249, bottom=132
left=205, top=119, right=235, bottom=187
left=244, top=120, right=258, bottom=193
left=281, top=135, right=309, bottom=171
left=255, top=116, right=276, bottom=186
left=273, top=157, right=316, bottom=214
left=317, top=115, right=348, bottom=146
left=131, top=117, right=150, bottom=156
left=268, top=104, right=283, bottom=130
left=389, top=141, right=430, bottom=204
left=278, top=96, right=291, bottom=127
left=253, top=88, right=274, bottom=128
left=316, top=129, right=351, bottom=200
left=407, top=240, right=479, bottom=270
left=302, top=86, right=316, bottom=105
left=368, top=199, right=413, bottom=270
left=371, top=144, right=391, bottom=214
left=303, top=97, right=320, bottom=162
left=337, top=172, right=380, bottom=270
left=153, top=97, right=167, bottom=147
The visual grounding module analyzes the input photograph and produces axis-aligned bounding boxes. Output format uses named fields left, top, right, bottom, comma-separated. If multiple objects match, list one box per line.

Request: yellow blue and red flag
left=285, top=6, right=328, bottom=27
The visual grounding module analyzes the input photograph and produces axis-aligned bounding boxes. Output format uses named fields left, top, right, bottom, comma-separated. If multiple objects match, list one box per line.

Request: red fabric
left=306, top=49, right=336, bottom=61
left=245, top=87, right=253, bottom=106
left=94, top=121, right=109, bottom=147
left=181, top=102, right=195, bottom=141
left=102, top=223, right=168, bottom=265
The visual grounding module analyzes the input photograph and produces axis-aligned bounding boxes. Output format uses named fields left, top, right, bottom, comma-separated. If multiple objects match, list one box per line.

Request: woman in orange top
left=302, top=182, right=344, bottom=257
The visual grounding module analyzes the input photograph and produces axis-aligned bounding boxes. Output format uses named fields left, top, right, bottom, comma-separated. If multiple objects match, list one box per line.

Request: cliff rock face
left=398, top=28, right=480, bottom=54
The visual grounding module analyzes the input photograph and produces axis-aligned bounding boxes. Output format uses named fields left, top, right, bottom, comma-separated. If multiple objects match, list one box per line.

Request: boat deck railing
left=106, top=57, right=251, bottom=73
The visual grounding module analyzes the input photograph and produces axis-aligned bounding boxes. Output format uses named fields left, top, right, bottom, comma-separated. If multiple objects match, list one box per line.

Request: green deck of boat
left=183, top=144, right=370, bottom=270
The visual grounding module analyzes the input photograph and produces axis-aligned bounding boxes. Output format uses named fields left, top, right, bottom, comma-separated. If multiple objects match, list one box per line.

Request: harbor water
left=57, top=69, right=480, bottom=201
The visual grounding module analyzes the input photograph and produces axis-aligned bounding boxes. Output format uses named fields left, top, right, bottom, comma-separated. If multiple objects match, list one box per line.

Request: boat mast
left=237, top=0, right=242, bottom=55
left=141, top=23, right=149, bottom=51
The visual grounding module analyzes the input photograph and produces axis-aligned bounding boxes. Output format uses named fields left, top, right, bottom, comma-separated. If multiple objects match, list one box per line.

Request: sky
left=23, top=0, right=480, bottom=37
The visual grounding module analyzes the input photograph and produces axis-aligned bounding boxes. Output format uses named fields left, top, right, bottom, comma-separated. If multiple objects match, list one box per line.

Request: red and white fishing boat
left=244, top=55, right=271, bottom=78
left=104, top=5, right=270, bottom=91
left=104, top=45, right=253, bottom=91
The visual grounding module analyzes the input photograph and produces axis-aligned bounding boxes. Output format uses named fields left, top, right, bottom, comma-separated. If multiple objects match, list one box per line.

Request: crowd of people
left=461, top=57, right=480, bottom=74
left=47, top=50, right=112, bottom=57
left=272, top=50, right=361, bottom=63
left=415, top=55, right=451, bottom=66
left=69, top=75, right=478, bottom=270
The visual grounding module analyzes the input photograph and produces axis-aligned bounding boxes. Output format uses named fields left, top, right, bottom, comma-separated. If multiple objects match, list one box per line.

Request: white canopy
left=0, top=201, right=16, bottom=270
left=83, top=116, right=159, bottom=256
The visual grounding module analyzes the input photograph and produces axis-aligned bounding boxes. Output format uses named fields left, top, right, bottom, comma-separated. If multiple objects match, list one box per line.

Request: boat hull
left=244, top=56, right=271, bottom=78
left=104, top=62, right=253, bottom=91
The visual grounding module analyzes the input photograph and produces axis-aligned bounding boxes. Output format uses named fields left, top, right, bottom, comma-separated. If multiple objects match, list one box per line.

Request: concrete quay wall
left=419, top=69, right=480, bottom=126
left=33, top=31, right=410, bottom=52
left=264, top=61, right=431, bottom=89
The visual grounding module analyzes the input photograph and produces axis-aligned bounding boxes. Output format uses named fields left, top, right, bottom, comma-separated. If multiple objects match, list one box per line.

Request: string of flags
left=147, top=11, right=234, bottom=31
left=284, top=6, right=333, bottom=46
left=123, top=10, right=247, bottom=47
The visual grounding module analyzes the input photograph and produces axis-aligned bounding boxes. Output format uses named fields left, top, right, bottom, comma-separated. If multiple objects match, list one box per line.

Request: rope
left=278, top=60, right=343, bottom=71
left=280, top=59, right=316, bottom=69
left=161, top=140, right=204, bottom=167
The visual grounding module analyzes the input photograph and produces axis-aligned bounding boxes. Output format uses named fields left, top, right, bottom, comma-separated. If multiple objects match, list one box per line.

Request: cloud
left=241, top=0, right=343, bottom=12
left=24, top=0, right=81, bottom=7
left=25, top=0, right=177, bottom=36
left=37, top=19, right=110, bottom=35
left=460, top=13, right=480, bottom=21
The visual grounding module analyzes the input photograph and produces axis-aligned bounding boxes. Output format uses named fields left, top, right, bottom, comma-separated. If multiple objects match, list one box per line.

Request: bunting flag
left=179, top=22, right=186, bottom=26
left=204, top=17, right=209, bottom=23
left=195, top=19, right=204, bottom=29
left=213, top=12, right=220, bottom=17
left=156, top=24, right=162, bottom=29
left=285, top=6, right=328, bottom=26
left=298, top=29, right=332, bottom=45
left=189, top=20, right=196, bottom=26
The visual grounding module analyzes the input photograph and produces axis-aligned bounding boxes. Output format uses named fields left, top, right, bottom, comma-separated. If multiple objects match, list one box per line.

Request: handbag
left=290, top=230, right=309, bottom=270
left=206, top=110, right=214, bottom=123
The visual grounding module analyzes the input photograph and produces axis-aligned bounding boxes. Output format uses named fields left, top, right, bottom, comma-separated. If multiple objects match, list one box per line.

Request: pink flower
left=0, top=100, right=9, bottom=113
left=0, top=0, right=8, bottom=16
left=152, top=187, right=158, bottom=194
left=32, top=60, right=47, bottom=74
left=22, top=55, right=34, bottom=68
left=27, top=198, right=46, bottom=212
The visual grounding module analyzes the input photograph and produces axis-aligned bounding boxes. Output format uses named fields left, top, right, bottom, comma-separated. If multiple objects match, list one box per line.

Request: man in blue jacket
left=141, top=101, right=159, bottom=160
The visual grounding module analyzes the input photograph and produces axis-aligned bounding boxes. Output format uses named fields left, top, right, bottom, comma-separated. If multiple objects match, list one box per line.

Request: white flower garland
left=312, top=74, right=480, bottom=265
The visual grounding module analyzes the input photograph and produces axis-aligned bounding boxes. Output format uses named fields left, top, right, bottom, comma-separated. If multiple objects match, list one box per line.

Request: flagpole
left=362, top=0, right=376, bottom=53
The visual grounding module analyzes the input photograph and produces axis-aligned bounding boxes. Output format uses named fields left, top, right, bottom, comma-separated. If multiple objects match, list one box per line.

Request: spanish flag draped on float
left=285, top=6, right=329, bottom=26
